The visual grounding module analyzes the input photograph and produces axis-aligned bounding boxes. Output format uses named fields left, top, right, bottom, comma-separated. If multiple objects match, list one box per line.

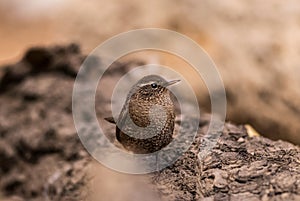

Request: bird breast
left=128, top=94, right=174, bottom=128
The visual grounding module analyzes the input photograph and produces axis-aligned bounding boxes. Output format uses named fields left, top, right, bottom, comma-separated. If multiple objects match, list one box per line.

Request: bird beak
left=164, top=79, right=181, bottom=87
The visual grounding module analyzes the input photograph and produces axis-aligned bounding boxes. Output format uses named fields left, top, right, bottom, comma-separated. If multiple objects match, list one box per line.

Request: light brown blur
left=1, top=1, right=300, bottom=199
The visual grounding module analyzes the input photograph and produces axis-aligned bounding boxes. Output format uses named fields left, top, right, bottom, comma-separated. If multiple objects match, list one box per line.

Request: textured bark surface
left=0, top=45, right=299, bottom=201
left=154, top=122, right=300, bottom=201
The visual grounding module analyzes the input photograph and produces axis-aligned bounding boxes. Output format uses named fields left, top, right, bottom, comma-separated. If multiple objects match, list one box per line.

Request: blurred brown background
left=1, top=0, right=300, bottom=144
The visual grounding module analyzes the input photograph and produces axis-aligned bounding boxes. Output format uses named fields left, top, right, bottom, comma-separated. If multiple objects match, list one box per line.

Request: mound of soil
left=0, top=44, right=89, bottom=201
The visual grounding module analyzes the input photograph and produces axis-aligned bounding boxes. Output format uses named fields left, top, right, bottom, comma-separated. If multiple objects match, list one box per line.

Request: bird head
left=133, top=75, right=180, bottom=99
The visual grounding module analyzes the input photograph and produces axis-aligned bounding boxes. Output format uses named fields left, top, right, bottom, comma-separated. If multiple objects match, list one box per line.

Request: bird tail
left=104, top=117, right=116, bottom=124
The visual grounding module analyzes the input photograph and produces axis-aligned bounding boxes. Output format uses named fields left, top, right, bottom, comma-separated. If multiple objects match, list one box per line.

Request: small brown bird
left=105, top=75, right=180, bottom=154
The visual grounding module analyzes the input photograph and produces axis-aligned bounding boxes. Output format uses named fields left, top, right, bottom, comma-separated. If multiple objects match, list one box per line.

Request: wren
left=105, top=75, right=180, bottom=154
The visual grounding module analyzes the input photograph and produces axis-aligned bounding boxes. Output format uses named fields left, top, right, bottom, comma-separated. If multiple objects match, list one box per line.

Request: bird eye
left=151, top=83, right=158, bottom=88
